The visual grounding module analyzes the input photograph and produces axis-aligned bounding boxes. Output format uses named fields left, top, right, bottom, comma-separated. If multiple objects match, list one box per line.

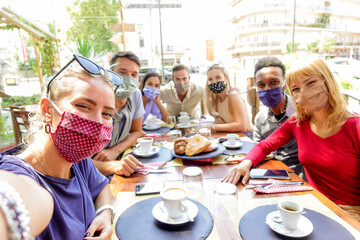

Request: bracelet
left=0, top=180, right=31, bottom=240
left=212, top=125, right=216, bottom=132
left=95, top=205, right=115, bottom=223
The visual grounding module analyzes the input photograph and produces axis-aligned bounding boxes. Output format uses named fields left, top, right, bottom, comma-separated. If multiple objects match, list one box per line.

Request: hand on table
left=84, top=211, right=112, bottom=240
left=222, top=160, right=253, bottom=185
left=93, top=149, right=117, bottom=162
left=113, top=155, right=144, bottom=177
left=215, top=116, right=225, bottom=124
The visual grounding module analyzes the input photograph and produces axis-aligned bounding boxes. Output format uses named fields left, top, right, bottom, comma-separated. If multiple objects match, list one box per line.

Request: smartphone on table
left=135, top=183, right=164, bottom=196
left=249, top=169, right=290, bottom=179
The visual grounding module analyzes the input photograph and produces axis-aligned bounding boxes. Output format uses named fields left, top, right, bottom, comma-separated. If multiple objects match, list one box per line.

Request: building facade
left=227, top=0, right=360, bottom=69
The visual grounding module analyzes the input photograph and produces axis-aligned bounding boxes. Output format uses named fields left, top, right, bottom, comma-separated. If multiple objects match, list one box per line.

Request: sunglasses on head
left=47, top=54, right=123, bottom=95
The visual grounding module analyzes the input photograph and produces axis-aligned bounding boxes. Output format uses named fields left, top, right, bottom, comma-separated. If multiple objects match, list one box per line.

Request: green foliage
left=36, top=37, right=57, bottom=76
left=306, top=40, right=320, bottom=53
left=286, top=42, right=300, bottom=53
left=1, top=94, right=41, bottom=109
left=306, top=23, right=326, bottom=28
left=340, top=81, right=353, bottom=91
left=321, top=13, right=330, bottom=25
left=0, top=116, right=14, bottom=146
left=67, top=0, right=119, bottom=55
left=76, top=36, right=94, bottom=58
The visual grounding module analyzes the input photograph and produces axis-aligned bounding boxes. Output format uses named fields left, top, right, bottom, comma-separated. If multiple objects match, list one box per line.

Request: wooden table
left=109, top=132, right=360, bottom=239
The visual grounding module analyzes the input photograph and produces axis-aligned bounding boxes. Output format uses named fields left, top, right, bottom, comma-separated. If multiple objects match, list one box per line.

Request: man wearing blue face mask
left=93, top=51, right=145, bottom=177
left=254, top=57, right=305, bottom=179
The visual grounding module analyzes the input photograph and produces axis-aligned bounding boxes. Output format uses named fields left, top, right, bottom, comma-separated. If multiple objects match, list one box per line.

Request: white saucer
left=265, top=211, right=313, bottom=238
left=133, top=147, right=160, bottom=157
left=143, top=125, right=161, bottom=131
left=152, top=200, right=198, bottom=225
left=222, top=141, right=243, bottom=149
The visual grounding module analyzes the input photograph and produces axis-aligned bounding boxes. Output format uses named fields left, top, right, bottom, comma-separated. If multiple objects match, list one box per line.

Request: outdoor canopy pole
left=158, top=0, right=165, bottom=83
left=291, top=0, right=296, bottom=53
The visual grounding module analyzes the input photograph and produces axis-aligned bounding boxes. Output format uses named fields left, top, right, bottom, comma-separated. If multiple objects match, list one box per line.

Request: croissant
left=174, top=137, right=188, bottom=155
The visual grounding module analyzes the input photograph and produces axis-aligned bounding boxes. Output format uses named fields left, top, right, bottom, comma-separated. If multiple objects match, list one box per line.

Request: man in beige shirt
left=160, top=64, right=204, bottom=117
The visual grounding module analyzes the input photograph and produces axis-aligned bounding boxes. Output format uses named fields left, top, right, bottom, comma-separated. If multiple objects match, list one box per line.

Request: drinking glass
left=166, top=116, right=176, bottom=128
left=199, top=128, right=211, bottom=139
left=182, top=167, right=204, bottom=201
left=213, top=182, right=239, bottom=222
left=168, top=130, right=182, bottom=142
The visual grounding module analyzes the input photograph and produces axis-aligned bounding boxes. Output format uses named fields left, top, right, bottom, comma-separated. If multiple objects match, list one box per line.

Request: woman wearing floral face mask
left=139, top=71, right=170, bottom=122
left=197, top=65, right=253, bottom=135
left=223, top=58, right=360, bottom=220
left=0, top=55, right=121, bottom=239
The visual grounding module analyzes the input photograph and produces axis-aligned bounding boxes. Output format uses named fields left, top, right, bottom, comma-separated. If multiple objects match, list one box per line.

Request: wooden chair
left=246, top=77, right=260, bottom=124
left=8, top=105, right=32, bottom=145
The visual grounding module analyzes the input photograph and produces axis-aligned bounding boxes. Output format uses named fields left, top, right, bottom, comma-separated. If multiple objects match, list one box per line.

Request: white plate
left=222, top=141, right=243, bottom=149
left=265, top=211, right=313, bottom=238
left=133, top=147, right=160, bottom=157
left=143, top=125, right=161, bottom=131
left=152, top=200, right=198, bottom=225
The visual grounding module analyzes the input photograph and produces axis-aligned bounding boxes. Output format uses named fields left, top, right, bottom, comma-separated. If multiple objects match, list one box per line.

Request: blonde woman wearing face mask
left=223, top=58, right=360, bottom=220
left=197, top=65, right=253, bottom=135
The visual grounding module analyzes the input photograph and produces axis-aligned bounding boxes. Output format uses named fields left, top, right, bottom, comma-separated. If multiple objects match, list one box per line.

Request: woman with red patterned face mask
left=0, top=55, right=121, bottom=239
left=223, top=58, right=360, bottom=221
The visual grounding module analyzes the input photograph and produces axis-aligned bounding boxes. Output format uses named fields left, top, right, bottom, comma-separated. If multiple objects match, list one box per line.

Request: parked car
left=325, top=58, right=360, bottom=81
left=139, top=67, right=172, bottom=84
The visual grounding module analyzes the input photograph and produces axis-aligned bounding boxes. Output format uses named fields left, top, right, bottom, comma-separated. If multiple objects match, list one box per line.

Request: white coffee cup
left=160, top=187, right=188, bottom=219
left=137, top=137, right=153, bottom=154
left=146, top=117, right=158, bottom=128
left=277, top=200, right=303, bottom=230
left=179, top=116, right=190, bottom=126
left=180, top=112, right=189, bottom=117
left=227, top=134, right=238, bottom=145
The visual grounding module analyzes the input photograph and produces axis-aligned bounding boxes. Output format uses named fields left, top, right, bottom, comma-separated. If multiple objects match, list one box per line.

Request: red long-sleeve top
left=246, top=116, right=360, bottom=205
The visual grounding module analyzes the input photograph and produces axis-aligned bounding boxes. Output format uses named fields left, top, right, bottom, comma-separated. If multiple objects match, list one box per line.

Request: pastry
left=202, top=141, right=218, bottom=153
left=185, top=134, right=211, bottom=156
left=174, top=137, right=188, bottom=155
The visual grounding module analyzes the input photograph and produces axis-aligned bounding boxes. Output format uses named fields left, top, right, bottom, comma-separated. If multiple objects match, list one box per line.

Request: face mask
left=49, top=101, right=113, bottom=163
left=143, top=86, right=160, bottom=100
left=293, top=81, right=329, bottom=112
left=258, top=86, right=284, bottom=108
left=115, top=76, right=137, bottom=99
left=174, top=82, right=189, bottom=93
left=208, top=81, right=226, bottom=94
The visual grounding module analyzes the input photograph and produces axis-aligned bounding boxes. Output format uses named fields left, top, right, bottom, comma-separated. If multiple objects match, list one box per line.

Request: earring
left=45, top=124, right=51, bottom=133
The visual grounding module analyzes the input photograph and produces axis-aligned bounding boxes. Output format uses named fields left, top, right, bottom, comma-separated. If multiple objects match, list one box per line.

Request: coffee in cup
left=160, top=187, right=188, bottom=218
left=277, top=200, right=303, bottom=229
left=137, top=137, right=153, bottom=154
left=226, top=134, right=238, bottom=145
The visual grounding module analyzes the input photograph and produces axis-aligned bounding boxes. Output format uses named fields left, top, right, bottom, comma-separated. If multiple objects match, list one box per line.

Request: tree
left=66, top=0, right=119, bottom=55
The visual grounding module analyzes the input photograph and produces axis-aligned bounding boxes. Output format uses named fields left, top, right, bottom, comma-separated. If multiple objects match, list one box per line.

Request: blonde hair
left=286, top=58, right=353, bottom=127
left=205, top=65, right=232, bottom=116
left=25, top=60, right=113, bottom=145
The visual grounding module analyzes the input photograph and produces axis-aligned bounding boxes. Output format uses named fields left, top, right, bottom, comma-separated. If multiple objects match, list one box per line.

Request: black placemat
left=128, top=147, right=174, bottom=163
left=170, top=143, right=226, bottom=160
left=143, top=126, right=172, bottom=134
left=116, top=196, right=214, bottom=240
left=239, top=204, right=355, bottom=240
left=223, top=141, right=257, bottom=155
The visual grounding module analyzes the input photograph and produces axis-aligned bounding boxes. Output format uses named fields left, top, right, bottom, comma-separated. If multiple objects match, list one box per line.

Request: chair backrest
left=8, top=105, right=31, bottom=145
left=246, top=77, right=259, bottom=124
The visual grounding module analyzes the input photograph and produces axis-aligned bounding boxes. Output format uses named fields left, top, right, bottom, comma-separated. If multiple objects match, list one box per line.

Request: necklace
left=30, top=148, right=49, bottom=176
left=311, top=117, right=327, bottom=127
